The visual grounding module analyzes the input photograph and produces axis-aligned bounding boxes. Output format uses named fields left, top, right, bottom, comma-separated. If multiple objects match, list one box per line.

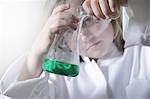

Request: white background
left=0, top=0, right=45, bottom=78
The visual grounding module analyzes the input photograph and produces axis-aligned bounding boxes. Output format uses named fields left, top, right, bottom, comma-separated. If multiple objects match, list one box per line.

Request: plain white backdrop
left=0, top=0, right=45, bottom=78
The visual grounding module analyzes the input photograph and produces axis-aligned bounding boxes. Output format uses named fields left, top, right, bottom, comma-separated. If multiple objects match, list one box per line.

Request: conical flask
left=41, top=6, right=91, bottom=77
left=42, top=27, right=80, bottom=77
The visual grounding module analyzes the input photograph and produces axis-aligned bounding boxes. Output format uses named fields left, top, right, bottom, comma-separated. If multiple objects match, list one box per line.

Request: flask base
left=42, top=58, right=79, bottom=77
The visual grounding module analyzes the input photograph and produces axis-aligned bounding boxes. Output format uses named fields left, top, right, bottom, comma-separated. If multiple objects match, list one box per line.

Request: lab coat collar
left=82, top=56, right=108, bottom=98
left=82, top=43, right=122, bottom=67
left=82, top=56, right=91, bottom=63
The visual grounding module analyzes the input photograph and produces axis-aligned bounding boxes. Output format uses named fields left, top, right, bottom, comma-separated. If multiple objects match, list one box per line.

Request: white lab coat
left=0, top=0, right=150, bottom=99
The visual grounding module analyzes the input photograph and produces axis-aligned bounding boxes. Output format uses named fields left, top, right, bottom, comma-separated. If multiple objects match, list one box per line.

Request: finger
left=67, top=14, right=78, bottom=30
left=82, top=0, right=94, bottom=15
left=56, top=19, right=77, bottom=33
left=52, top=4, right=70, bottom=15
left=50, top=20, right=69, bottom=34
left=98, top=0, right=111, bottom=19
left=108, top=0, right=121, bottom=19
left=104, top=0, right=112, bottom=18
left=66, top=18, right=78, bottom=30
left=91, top=0, right=105, bottom=19
left=119, top=0, right=128, bottom=6
left=108, top=0, right=117, bottom=12
left=56, top=12, right=79, bottom=25
left=64, top=12, right=79, bottom=23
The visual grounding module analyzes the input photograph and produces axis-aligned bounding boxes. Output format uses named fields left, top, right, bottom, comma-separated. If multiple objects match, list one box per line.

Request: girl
left=0, top=0, right=150, bottom=99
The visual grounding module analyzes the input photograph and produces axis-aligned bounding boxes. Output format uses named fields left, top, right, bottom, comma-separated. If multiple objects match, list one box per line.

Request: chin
left=87, top=50, right=108, bottom=59
left=87, top=53, right=105, bottom=59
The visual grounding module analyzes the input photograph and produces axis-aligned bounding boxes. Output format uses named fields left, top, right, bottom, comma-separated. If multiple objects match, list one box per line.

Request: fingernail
left=111, top=7, right=115, bottom=12
left=93, top=16, right=97, bottom=20
left=105, top=15, right=109, bottom=19
left=75, top=18, right=79, bottom=23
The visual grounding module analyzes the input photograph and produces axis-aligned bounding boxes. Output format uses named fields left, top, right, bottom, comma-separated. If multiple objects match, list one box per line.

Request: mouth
left=86, top=41, right=101, bottom=51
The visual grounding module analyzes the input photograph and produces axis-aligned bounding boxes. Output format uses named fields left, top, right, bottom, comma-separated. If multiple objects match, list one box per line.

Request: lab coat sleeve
left=0, top=53, right=27, bottom=93
left=124, top=46, right=150, bottom=99
left=122, top=0, right=150, bottom=48
left=0, top=53, right=57, bottom=99
left=122, top=1, right=150, bottom=98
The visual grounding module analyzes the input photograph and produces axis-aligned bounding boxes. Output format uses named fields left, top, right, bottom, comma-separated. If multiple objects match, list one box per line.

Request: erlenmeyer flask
left=42, top=28, right=80, bottom=77
left=41, top=6, right=91, bottom=77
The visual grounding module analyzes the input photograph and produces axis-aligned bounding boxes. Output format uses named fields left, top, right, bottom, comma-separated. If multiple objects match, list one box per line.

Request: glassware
left=42, top=9, right=86, bottom=77
left=77, top=7, right=118, bottom=42
left=42, top=28, right=80, bottom=77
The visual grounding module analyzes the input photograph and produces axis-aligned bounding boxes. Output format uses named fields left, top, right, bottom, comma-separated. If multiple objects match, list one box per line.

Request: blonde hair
left=112, top=16, right=125, bottom=52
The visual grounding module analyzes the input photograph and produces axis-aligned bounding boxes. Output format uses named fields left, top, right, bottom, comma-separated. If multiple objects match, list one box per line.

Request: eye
left=82, top=17, right=94, bottom=28
left=85, top=17, right=93, bottom=22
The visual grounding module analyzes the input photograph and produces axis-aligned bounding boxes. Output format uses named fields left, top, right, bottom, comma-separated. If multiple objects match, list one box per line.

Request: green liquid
left=42, top=58, right=79, bottom=77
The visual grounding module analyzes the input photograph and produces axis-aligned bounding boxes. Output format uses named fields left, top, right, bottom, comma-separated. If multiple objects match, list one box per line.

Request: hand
left=25, top=4, right=78, bottom=78
left=82, top=0, right=127, bottom=19
left=29, top=4, right=78, bottom=57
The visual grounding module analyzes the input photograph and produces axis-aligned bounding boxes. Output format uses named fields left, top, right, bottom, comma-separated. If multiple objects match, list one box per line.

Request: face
left=66, top=0, right=114, bottom=59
